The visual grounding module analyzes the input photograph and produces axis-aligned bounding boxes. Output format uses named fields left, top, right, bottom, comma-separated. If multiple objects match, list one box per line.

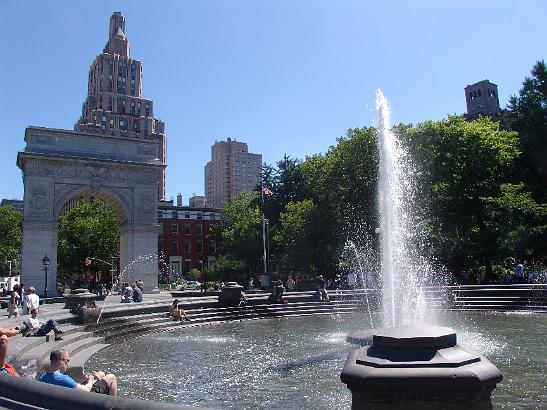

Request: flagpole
left=262, top=182, right=268, bottom=276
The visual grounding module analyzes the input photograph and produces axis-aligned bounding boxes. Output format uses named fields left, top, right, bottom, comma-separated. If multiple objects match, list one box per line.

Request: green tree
left=272, top=199, right=318, bottom=272
left=187, top=268, right=202, bottom=281
left=505, top=60, right=547, bottom=201
left=402, top=116, right=521, bottom=273
left=0, top=206, right=22, bottom=275
left=482, top=183, right=547, bottom=262
left=57, top=200, right=120, bottom=278
left=210, top=192, right=263, bottom=280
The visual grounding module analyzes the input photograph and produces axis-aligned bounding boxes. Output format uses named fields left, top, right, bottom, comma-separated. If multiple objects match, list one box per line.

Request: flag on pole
left=262, top=183, right=273, bottom=196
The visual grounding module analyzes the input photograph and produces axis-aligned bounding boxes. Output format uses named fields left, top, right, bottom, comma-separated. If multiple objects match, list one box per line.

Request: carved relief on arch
left=24, top=158, right=161, bottom=184
left=27, top=186, right=51, bottom=219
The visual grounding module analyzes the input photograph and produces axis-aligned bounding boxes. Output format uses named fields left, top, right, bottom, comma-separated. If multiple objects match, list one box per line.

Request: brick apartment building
left=157, top=201, right=221, bottom=279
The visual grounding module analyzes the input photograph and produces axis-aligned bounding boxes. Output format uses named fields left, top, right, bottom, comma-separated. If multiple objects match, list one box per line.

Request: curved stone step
left=65, top=342, right=111, bottom=381
left=14, top=331, right=91, bottom=377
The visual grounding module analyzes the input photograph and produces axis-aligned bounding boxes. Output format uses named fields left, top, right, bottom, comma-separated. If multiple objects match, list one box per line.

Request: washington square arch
left=16, top=12, right=167, bottom=294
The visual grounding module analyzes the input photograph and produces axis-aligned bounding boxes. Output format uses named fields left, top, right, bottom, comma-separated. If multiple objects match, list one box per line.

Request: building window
left=185, top=225, right=191, bottom=235
left=172, top=224, right=178, bottom=234
left=171, top=211, right=178, bottom=219
left=185, top=260, right=192, bottom=272
left=172, top=240, right=178, bottom=253
left=185, top=241, right=191, bottom=253
left=196, top=225, right=203, bottom=235
left=197, top=212, right=203, bottom=220
left=185, top=212, right=190, bottom=219
left=197, top=240, right=203, bottom=253
left=210, top=240, right=216, bottom=253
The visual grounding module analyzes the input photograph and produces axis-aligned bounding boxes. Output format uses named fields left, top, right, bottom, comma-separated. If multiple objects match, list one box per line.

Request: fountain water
left=95, top=252, right=164, bottom=323
left=375, top=89, right=439, bottom=327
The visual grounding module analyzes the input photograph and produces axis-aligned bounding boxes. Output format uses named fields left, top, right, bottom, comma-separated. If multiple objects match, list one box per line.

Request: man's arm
left=0, top=327, right=19, bottom=337
left=75, top=374, right=95, bottom=392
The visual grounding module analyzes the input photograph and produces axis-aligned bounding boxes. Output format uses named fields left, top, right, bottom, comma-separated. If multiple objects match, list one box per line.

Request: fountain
left=340, top=91, right=503, bottom=409
left=81, top=92, right=547, bottom=409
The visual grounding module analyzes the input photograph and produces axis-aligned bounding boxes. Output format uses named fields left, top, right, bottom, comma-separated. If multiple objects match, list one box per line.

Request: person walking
left=7, top=285, right=20, bottom=318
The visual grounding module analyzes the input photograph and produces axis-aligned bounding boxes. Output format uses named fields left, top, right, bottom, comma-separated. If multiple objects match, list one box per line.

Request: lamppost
left=42, top=255, right=50, bottom=298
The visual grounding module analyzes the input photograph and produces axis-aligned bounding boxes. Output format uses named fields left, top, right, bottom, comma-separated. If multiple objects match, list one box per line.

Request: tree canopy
left=57, top=200, right=120, bottom=278
left=204, top=61, right=547, bottom=284
left=0, top=206, right=22, bottom=275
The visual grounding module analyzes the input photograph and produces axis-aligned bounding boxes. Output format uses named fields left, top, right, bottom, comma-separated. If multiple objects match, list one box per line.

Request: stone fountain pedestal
left=63, top=289, right=103, bottom=323
left=219, top=282, right=244, bottom=307
left=341, top=325, right=503, bottom=410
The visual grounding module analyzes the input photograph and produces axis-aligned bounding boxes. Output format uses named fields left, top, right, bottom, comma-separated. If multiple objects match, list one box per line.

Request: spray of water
left=96, top=252, right=163, bottom=324
left=375, top=89, right=437, bottom=327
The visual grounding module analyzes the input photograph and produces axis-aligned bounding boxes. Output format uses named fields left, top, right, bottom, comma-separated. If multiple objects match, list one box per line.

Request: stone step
left=14, top=331, right=92, bottom=377
left=98, top=304, right=357, bottom=341
left=7, top=323, right=84, bottom=361
left=452, top=304, right=547, bottom=310
left=65, top=342, right=111, bottom=381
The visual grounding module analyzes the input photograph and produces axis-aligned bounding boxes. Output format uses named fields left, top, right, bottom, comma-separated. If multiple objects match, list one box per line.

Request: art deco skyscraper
left=75, top=12, right=166, bottom=199
left=205, top=138, right=262, bottom=208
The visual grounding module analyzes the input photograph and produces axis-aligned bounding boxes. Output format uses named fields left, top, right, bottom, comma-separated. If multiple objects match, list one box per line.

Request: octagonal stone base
left=341, top=325, right=503, bottom=410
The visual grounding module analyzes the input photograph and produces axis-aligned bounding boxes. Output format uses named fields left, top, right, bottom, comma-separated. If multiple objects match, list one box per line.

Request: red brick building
left=157, top=202, right=221, bottom=279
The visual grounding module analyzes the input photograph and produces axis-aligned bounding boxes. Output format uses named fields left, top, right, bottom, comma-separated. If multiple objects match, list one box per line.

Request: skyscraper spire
left=109, top=11, right=125, bottom=39
left=74, top=12, right=167, bottom=199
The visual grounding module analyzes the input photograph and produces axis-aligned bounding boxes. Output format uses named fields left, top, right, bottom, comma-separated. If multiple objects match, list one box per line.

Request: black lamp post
left=42, top=255, right=50, bottom=298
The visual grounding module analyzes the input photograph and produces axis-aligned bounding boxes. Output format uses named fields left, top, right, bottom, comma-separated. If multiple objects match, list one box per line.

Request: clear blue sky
left=1, top=0, right=545, bottom=204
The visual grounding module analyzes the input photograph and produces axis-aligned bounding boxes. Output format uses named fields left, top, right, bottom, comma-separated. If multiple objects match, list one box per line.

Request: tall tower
left=205, top=138, right=262, bottom=208
left=464, top=80, right=501, bottom=120
left=75, top=12, right=167, bottom=199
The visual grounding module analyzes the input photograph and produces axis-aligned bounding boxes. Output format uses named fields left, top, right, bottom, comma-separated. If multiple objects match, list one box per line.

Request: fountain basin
left=84, top=311, right=543, bottom=409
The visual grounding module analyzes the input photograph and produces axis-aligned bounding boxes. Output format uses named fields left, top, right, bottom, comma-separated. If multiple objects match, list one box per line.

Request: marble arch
left=17, top=126, right=164, bottom=294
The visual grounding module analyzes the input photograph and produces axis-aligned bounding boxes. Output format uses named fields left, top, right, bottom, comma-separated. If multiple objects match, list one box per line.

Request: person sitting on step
left=131, top=283, right=143, bottom=303
left=40, top=349, right=117, bottom=395
left=268, top=280, right=285, bottom=304
left=24, top=309, right=65, bottom=340
left=0, top=327, right=21, bottom=376
left=120, top=282, right=133, bottom=303
left=169, top=299, right=190, bottom=321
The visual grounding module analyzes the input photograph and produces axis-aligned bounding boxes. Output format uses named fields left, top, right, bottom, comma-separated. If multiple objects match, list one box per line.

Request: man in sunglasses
left=39, top=349, right=117, bottom=395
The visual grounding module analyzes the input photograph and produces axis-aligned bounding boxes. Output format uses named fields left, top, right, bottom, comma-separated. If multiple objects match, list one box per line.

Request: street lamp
left=42, top=255, right=50, bottom=298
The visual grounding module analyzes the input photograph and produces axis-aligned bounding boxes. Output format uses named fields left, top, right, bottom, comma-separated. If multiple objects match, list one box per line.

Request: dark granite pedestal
left=341, top=325, right=503, bottom=410
left=218, top=282, right=245, bottom=307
